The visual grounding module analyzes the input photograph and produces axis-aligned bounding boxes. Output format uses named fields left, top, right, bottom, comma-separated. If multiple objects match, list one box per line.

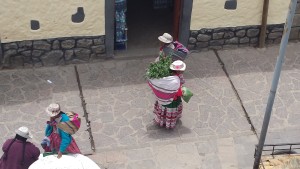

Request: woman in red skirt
left=41, top=103, right=81, bottom=158
left=153, top=60, right=186, bottom=129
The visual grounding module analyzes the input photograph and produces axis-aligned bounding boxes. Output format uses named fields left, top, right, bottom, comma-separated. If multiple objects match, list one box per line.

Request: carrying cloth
left=57, top=112, right=81, bottom=135
left=162, top=41, right=189, bottom=61
left=148, top=76, right=181, bottom=105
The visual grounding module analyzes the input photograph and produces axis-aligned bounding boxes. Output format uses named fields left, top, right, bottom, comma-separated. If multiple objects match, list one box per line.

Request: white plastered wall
left=191, top=0, right=290, bottom=29
left=0, top=0, right=105, bottom=43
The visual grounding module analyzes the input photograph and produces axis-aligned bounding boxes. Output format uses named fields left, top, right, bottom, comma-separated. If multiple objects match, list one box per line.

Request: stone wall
left=0, top=36, right=105, bottom=69
left=290, top=0, right=300, bottom=40
left=188, top=24, right=285, bottom=51
left=189, top=0, right=300, bottom=51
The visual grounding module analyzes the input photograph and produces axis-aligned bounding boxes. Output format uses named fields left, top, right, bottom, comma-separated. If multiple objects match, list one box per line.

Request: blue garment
left=45, top=113, right=72, bottom=153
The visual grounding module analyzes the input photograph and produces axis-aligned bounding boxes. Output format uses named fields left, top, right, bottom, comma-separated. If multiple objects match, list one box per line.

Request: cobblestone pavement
left=0, top=66, right=92, bottom=156
left=77, top=51, right=256, bottom=168
left=219, top=42, right=300, bottom=145
left=4, top=42, right=300, bottom=168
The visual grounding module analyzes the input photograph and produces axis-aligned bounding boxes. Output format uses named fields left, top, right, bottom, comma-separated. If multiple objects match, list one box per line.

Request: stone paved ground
left=0, top=66, right=91, bottom=156
left=219, top=42, right=300, bottom=146
left=2, top=42, right=300, bottom=168
left=78, top=51, right=256, bottom=168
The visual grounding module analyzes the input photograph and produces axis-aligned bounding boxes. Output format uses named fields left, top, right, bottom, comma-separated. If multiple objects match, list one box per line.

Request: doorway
left=115, top=0, right=182, bottom=56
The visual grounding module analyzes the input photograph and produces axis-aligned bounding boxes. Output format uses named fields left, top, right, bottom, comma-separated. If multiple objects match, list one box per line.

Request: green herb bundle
left=146, top=56, right=172, bottom=79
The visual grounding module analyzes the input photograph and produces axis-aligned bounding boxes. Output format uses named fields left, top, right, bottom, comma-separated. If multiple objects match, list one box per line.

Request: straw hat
left=15, top=126, right=33, bottom=139
left=170, top=60, right=186, bottom=71
left=46, top=103, right=61, bottom=117
left=158, top=33, right=173, bottom=44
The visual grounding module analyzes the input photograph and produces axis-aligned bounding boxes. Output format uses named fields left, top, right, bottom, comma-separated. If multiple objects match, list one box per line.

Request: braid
left=21, top=142, right=26, bottom=166
left=2, top=138, right=16, bottom=160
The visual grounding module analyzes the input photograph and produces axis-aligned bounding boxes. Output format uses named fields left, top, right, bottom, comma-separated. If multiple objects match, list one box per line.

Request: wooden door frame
left=173, top=0, right=182, bottom=41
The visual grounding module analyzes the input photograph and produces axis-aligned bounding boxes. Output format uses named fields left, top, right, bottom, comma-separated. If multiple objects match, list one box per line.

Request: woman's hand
left=57, top=151, right=63, bottom=159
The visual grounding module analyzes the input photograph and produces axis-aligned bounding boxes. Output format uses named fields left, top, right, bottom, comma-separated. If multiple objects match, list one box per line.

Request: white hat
left=46, top=103, right=61, bottom=117
left=170, top=60, right=186, bottom=71
left=158, top=33, right=173, bottom=43
left=15, top=126, right=33, bottom=139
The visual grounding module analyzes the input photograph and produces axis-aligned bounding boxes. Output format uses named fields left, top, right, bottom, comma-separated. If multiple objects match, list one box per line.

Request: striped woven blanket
left=148, top=76, right=180, bottom=105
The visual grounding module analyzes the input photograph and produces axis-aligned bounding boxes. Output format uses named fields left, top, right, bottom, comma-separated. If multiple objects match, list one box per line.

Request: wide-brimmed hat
left=170, top=60, right=186, bottom=71
left=15, top=126, right=33, bottom=139
left=158, top=33, right=173, bottom=44
left=46, top=103, right=61, bottom=117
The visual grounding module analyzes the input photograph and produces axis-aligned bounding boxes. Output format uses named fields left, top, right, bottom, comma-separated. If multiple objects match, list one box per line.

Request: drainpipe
left=253, top=0, right=298, bottom=168
left=258, top=0, right=270, bottom=48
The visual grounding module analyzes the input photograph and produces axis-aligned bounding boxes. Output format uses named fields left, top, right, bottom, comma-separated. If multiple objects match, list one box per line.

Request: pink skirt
left=153, top=101, right=183, bottom=129
left=48, top=132, right=81, bottom=154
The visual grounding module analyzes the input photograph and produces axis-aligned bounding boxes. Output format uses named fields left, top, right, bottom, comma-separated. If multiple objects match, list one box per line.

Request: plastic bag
left=182, top=87, right=193, bottom=103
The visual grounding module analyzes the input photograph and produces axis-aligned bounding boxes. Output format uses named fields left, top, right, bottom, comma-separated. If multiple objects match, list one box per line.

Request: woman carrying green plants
left=148, top=59, right=186, bottom=129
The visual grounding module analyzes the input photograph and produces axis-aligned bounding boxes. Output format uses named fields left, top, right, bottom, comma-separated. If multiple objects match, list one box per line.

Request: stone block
left=293, top=14, right=300, bottom=26
left=236, top=30, right=246, bottom=37
left=268, top=32, right=282, bottom=39
left=91, top=45, right=105, bottom=54
left=93, top=37, right=105, bottom=45
left=197, top=34, right=211, bottom=42
left=225, top=37, right=239, bottom=44
left=33, top=40, right=51, bottom=50
left=247, top=29, right=260, bottom=37
left=18, top=41, right=32, bottom=49
left=250, top=37, right=258, bottom=44
left=210, top=39, right=224, bottom=46
left=41, top=50, right=64, bottom=66
left=240, top=37, right=250, bottom=43
left=52, top=40, right=60, bottom=49
left=224, top=31, right=235, bottom=39
left=3, top=43, right=18, bottom=51
left=21, top=51, right=32, bottom=57
left=190, top=30, right=198, bottom=37
left=77, top=39, right=93, bottom=48
left=196, top=42, right=208, bottom=48
left=189, top=37, right=197, bottom=44
left=290, top=27, right=300, bottom=40
left=32, top=50, right=44, bottom=57
left=213, top=32, right=224, bottom=39
left=61, top=40, right=75, bottom=49
left=32, top=57, right=43, bottom=67
left=271, top=27, right=284, bottom=33
left=74, top=48, right=91, bottom=61
left=64, top=50, right=74, bottom=61
left=4, top=49, right=17, bottom=56
left=199, top=28, right=213, bottom=34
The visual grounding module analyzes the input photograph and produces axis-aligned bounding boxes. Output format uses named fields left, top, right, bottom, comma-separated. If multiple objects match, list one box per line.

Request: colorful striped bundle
left=148, top=76, right=180, bottom=105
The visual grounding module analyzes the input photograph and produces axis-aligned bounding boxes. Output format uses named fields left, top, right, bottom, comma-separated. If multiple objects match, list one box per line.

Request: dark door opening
left=114, top=0, right=182, bottom=56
